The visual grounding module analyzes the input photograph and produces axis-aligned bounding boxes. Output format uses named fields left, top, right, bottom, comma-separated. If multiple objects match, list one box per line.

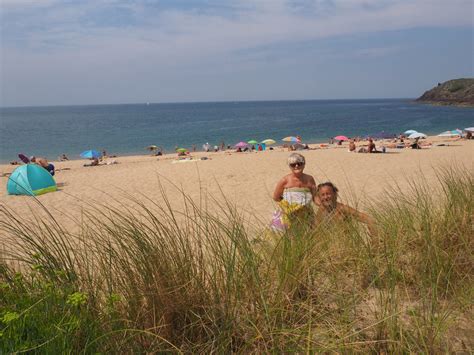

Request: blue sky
left=1, top=0, right=472, bottom=106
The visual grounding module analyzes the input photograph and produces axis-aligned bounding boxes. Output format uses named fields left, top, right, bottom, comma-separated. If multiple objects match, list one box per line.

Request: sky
left=0, top=0, right=473, bottom=107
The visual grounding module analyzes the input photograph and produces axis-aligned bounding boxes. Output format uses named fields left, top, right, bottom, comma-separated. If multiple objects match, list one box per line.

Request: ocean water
left=1, top=99, right=472, bottom=163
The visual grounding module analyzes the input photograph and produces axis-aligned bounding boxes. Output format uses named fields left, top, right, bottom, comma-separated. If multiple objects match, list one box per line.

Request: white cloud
left=1, top=1, right=471, bottom=56
left=1, top=0, right=472, bottom=105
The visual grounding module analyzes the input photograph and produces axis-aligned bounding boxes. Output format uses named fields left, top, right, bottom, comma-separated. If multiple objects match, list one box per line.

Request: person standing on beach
left=271, top=153, right=317, bottom=231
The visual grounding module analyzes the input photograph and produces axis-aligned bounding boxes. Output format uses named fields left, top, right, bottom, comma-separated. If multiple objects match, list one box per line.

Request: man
left=368, top=139, right=377, bottom=153
left=411, top=138, right=421, bottom=149
left=31, top=156, right=55, bottom=176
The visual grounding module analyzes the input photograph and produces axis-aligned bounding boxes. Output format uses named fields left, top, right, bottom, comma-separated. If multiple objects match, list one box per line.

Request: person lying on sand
left=271, top=153, right=317, bottom=231
left=314, top=182, right=377, bottom=236
left=31, top=156, right=55, bottom=176
left=84, top=158, right=100, bottom=167
left=385, top=142, right=409, bottom=149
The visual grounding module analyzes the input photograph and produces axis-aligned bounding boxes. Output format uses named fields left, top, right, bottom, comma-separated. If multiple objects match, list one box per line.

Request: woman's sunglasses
left=289, top=162, right=305, bottom=168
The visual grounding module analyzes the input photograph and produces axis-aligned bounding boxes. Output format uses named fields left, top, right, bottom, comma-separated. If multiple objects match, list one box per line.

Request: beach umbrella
left=464, top=127, right=474, bottom=132
left=408, top=132, right=427, bottom=139
left=176, top=148, right=188, bottom=153
left=234, top=141, right=249, bottom=148
left=80, top=150, right=101, bottom=159
left=247, top=139, right=258, bottom=144
left=282, top=136, right=301, bottom=143
left=438, top=129, right=462, bottom=137
left=261, top=139, right=276, bottom=145
left=404, top=129, right=418, bottom=135
left=334, top=135, right=349, bottom=141
left=437, top=131, right=458, bottom=137
left=146, top=145, right=158, bottom=150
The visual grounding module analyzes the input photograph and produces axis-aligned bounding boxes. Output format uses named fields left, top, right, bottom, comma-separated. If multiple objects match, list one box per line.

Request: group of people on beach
left=271, top=153, right=376, bottom=234
left=8, top=149, right=119, bottom=172
left=346, top=135, right=433, bottom=153
left=11, top=154, right=57, bottom=176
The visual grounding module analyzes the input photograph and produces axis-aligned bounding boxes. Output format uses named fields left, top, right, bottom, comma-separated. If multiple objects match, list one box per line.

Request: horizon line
left=1, top=97, right=415, bottom=109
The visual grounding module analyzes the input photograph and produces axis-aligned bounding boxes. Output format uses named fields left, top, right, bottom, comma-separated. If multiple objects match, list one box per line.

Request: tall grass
left=1, top=167, right=472, bottom=353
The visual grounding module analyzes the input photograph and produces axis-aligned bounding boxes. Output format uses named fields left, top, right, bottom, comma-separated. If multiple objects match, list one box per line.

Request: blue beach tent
left=7, top=164, right=57, bottom=196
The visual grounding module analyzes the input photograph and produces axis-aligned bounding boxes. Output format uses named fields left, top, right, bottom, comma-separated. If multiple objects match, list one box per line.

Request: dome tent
left=7, top=164, right=57, bottom=196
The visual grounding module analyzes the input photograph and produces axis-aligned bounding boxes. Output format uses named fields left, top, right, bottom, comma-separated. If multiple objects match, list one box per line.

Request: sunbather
left=31, top=156, right=55, bottom=176
left=84, top=158, right=100, bottom=167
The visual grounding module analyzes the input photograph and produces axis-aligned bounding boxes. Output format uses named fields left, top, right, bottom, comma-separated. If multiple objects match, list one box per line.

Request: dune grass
left=0, top=167, right=472, bottom=353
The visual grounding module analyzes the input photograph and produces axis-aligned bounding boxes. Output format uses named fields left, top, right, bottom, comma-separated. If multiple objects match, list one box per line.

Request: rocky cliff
left=416, top=78, right=474, bottom=106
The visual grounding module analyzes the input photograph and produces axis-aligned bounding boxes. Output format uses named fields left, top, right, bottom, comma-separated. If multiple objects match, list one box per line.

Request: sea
left=1, top=99, right=473, bottom=163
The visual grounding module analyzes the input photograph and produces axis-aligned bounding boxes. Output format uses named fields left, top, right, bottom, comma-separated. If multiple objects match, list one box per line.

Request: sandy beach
left=1, top=136, right=473, bottom=352
left=1, top=137, right=472, bottom=235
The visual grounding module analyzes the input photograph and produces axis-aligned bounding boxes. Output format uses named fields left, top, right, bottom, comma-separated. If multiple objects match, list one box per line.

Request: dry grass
left=1, top=166, right=473, bottom=353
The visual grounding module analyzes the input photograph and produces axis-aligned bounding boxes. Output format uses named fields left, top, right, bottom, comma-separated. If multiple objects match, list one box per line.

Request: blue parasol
left=80, top=150, right=101, bottom=159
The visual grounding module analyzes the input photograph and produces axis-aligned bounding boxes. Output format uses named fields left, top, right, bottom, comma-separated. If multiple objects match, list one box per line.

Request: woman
left=271, top=153, right=317, bottom=231
left=315, top=182, right=376, bottom=235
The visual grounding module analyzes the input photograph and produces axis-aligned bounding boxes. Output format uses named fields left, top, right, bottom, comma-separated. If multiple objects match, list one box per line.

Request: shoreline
left=1, top=134, right=469, bottom=175
left=2, top=98, right=472, bottom=164
left=1, top=135, right=472, bottom=236
left=0, top=134, right=465, bottom=166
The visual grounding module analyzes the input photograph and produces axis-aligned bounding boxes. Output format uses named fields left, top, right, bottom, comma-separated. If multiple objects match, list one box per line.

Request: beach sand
left=1, top=137, right=472, bottom=237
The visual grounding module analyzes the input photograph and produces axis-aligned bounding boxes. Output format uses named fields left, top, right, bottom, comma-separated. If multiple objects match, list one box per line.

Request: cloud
left=1, top=0, right=472, bottom=105
left=2, top=0, right=472, bottom=53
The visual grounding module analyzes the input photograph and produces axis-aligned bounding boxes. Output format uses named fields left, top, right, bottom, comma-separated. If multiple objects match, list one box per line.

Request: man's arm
left=342, top=205, right=377, bottom=236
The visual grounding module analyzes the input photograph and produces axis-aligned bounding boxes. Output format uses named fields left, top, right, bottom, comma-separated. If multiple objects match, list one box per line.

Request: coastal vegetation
left=1, top=167, right=473, bottom=353
left=416, top=78, right=474, bottom=106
